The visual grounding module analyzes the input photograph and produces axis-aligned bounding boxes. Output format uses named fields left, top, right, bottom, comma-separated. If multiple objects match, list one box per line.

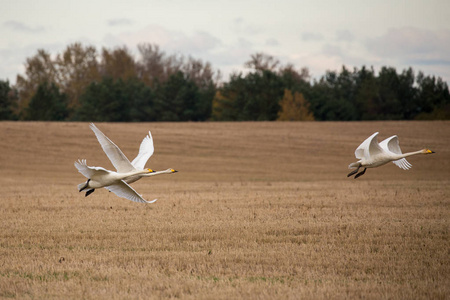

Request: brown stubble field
left=0, top=121, right=449, bottom=299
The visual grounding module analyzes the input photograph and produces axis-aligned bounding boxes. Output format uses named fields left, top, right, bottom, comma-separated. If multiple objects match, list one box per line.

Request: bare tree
left=244, top=52, right=279, bottom=72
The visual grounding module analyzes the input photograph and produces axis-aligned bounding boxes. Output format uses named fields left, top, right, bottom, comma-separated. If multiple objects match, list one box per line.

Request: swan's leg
left=354, top=168, right=367, bottom=179
left=79, top=179, right=90, bottom=192
left=347, top=166, right=360, bottom=177
left=85, top=189, right=95, bottom=197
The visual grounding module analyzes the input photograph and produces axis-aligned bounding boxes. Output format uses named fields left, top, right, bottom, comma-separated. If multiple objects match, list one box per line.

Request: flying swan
left=88, top=123, right=177, bottom=185
left=348, top=132, right=434, bottom=179
left=75, top=124, right=177, bottom=203
left=75, top=159, right=157, bottom=203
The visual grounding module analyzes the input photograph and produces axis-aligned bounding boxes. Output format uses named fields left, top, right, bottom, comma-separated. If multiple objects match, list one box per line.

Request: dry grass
left=0, top=121, right=449, bottom=299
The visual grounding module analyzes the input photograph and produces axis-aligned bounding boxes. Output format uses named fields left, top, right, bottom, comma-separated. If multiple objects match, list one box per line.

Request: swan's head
left=422, top=149, right=435, bottom=154
left=146, top=168, right=155, bottom=173
left=170, top=169, right=178, bottom=173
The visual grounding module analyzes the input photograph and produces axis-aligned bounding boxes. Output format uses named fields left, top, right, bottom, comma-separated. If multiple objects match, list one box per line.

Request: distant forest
left=1, top=43, right=449, bottom=121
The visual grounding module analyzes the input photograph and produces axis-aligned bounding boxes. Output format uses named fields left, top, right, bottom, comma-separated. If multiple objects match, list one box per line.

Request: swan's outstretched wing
left=89, top=123, right=135, bottom=173
left=105, top=180, right=157, bottom=204
left=74, top=159, right=110, bottom=178
left=379, top=135, right=402, bottom=154
left=380, top=135, right=412, bottom=170
left=355, top=132, right=383, bottom=159
left=131, top=131, right=154, bottom=170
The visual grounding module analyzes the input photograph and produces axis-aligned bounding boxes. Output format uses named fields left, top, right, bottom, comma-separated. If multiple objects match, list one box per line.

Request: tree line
left=1, top=43, right=449, bottom=121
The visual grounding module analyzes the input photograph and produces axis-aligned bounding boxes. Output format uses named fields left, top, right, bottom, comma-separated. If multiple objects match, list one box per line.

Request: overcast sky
left=1, top=0, right=450, bottom=84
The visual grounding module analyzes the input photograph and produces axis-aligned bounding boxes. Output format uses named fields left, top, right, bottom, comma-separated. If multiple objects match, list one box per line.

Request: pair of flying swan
left=75, top=123, right=177, bottom=203
left=76, top=125, right=435, bottom=203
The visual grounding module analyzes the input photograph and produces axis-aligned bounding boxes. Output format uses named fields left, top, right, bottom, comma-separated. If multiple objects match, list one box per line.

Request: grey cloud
left=112, top=24, right=221, bottom=56
left=408, top=59, right=450, bottom=66
left=336, top=30, right=354, bottom=42
left=0, top=42, right=64, bottom=84
left=169, top=31, right=221, bottom=54
left=231, top=17, right=263, bottom=35
left=265, top=38, right=279, bottom=46
left=366, top=27, right=450, bottom=66
left=301, top=32, right=324, bottom=41
left=108, top=18, right=133, bottom=26
left=3, top=21, right=44, bottom=33
left=322, top=44, right=343, bottom=56
left=237, top=38, right=253, bottom=48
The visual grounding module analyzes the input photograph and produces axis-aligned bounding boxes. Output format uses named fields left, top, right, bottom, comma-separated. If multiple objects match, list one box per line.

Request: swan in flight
left=75, top=159, right=157, bottom=203
left=89, top=123, right=157, bottom=183
left=348, top=132, right=434, bottom=179
left=75, top=124, right=177, bottom=202
left=83, top=123, right=177, bottom=195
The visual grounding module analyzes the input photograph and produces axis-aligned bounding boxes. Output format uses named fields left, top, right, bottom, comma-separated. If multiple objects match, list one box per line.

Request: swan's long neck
left=141, top=168, right=173, bottom=177
left=119, top=169, right=151, bottom=180
left=394, top=150, right=424, bottom=160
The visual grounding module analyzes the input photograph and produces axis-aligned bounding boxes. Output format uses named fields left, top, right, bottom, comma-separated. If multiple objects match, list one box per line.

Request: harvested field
left=0, top=121, right=449, bottom=299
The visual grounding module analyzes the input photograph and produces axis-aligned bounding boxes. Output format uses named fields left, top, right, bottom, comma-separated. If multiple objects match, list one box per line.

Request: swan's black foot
left=79, top=179, right=91, bottom=192
left=85, top=189, right=95, bottom=197
left=354, top=168, right=367, bottom=179
left=347, top=167, right=360, bottom=177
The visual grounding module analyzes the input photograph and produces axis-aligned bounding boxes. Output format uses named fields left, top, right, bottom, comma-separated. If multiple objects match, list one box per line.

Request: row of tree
left=1, top=43, right=449, bottom=121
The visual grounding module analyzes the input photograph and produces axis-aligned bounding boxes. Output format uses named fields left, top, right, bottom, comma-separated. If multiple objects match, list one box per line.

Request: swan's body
left=75, top=159, right=157, bottom=203
left=348, top=132, right=434, bottom=179
left=89, top=123, right=154, bottom=182
left=89, top=123, right=177, bottom=185
left=75, top=124, right=177, bottom=202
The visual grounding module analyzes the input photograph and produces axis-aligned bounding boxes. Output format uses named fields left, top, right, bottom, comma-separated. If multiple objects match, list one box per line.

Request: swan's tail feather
left=78, top=182, right=87, bottom=191
left=348, top=162, right=361, bottom=169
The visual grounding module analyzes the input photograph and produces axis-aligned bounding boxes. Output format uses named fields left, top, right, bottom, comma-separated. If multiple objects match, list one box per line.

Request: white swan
left=86, top=123, right=177, bottom=192
left=75, top=159, right=157, bottom=203
left=348, top=132, right=434, bottom=179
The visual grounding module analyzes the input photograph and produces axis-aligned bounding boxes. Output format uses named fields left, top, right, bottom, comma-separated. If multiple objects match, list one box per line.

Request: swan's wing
left=74, top=159, right=110, bottom=178
left=89, top=123, right=135, bottom=173
left=379, top=135, right=402, bottom=155
left=355, top=132, right=382, bottom=159
left=131, top=131, right=154, bottom=170
left=105, top=180, right=157, bottom=204
left=379, top=135, right=412, bottom=169
left=392, top=158, right=412, bottom=170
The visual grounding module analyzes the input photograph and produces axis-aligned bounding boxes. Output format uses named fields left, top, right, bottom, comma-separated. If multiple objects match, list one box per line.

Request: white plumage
left=75, top=124, right=177, bottom=203
left=75, top=159, right=156, bottom=203
left=89, top=123, right=176, bottom=184
left=348, top=132, right=434, bottom=179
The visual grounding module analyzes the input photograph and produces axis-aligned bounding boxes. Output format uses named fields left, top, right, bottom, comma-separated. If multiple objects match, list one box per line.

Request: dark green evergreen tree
left=25, top=82, right=69, bottom=120
left=415, top=72, right=450, bottom=119
left=74, top=77, right=154, bottom=122
left=213, top=70, right=285, bottom=121
left=0, top=80, right=16, bottom=120
left=153, top=71, right=211, bottom=121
